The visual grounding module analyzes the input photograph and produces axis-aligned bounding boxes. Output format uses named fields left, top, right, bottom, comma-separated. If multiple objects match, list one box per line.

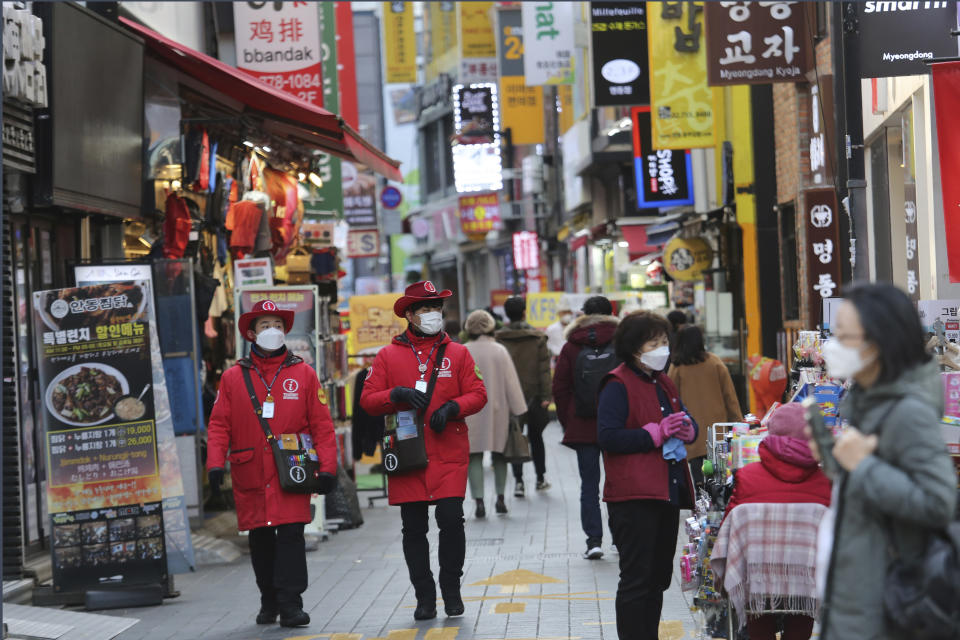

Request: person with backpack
left=496, top=297, right=554, bottom=496
left=813, top=283, right=956, bottom=640
left=553, top=295, right=620, bottom=560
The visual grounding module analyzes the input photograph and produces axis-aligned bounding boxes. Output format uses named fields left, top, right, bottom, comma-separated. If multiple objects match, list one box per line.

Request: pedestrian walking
left=206, top=300, right=338, bottom=628
left=597, top=311, right=698, bottom=640
left=496, top=296, right=553, bottom=495
left=815, top=283, right=956, bottom=640
left=720, top=402, right=831, bottom=640
left=668, top=325, right=742, bottom=487
left=545, top=299, right=574, bottom=357
left=463, top=310, right=527, bottom=518
left=553, top=295, right=619, bottom=560
left=360, top=281, right=487, bottom=621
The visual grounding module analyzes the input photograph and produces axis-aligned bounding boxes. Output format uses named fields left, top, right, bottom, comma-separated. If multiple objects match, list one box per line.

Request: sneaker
left=536, top=478, right=551, bottom=491
left=514, top=480, right=525, bottom=498
left=583, top=538, right=603, bottom=560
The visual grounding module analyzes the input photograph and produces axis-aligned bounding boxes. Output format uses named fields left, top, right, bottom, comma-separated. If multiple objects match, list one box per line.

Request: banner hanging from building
left=513, top=231, right=539, bottom=270
left=428, top=1, right=458, bottom=80
left=932, top=61, right=960, bottom=283
left=460, top=0, right=497, bottom=82
left=854, top=2, right=959, bottom=78
left=34, top=281, right=166, bottom=592
left=648, top=1, right=716, bottom=149
left=459, top=193, right=501, bottom=238
left=631, top=107, right=694, bottom=209
left=497, top=8, right=544, bottom=145
left=704, top=1, right=812, bottom=86
left=522, top=1, right=576, bottom=85
left=804, top=188, right=842, bottom=328
left=591, top=3, right=650, bottom=106
left=233, top=2, right=323, bottom=106
left=383, top=2, right=417, bottom=83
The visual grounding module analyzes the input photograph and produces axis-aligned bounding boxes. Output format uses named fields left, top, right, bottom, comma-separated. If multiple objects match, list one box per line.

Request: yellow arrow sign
left=469, top=569, right=564, bottom=587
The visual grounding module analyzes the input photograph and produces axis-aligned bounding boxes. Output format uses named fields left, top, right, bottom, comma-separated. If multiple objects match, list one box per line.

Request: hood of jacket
left=841, top=358, right=943, bottom=425
left=495, top=321, right=544, bottom=343
left=759, top=436, right=819, bottom=482
left=565, top=314, right=619, bottom=345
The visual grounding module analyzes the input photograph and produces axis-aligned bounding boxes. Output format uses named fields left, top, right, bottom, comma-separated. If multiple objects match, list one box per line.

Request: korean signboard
left=349, top=294, right=406, bottom=353
left=522, top=1, right=576, bottom=85
left=853, top=2, right=958, bottom=78
left=342, top=162, right=378, bottom=227
left=591, top=3, right=650, bottom=106
left=497, top=8, right=544, bottom=146
left=805, top=188, right=842, bottom=329
left=384, top=2, right=417, bottom=83
left=631, top=107, right=695, bottom=209
left=33, top=281, right=165, bottom=592
left=454, top=85, right=497, bottom=144
left=459, top=193, right=501, bottom=238
left=233, top=3, right=323, bottom=106
left=663, top=236, right=712, bottom=281
left=903, top=108, right=920, bottom=300
left=705, top=1, right=812, bottom=86
left=918, top=299, right=960, bottom=344
left=807, top=80, right=835, bottom=187
left=459, top=1, right=497, bottom=82
left=452, top=83, right=504, bottom=193
left=932, top=61, right=960, bottom=283
left=648, top=1, right=717, bottom=149
left=346, top=228, right=381, bottom=258
left=235, top=287, right=321, bottom=370
left=427, top=1, right=458, bottom=81
left=513, top=231, right=540, bottom=270
left=234, top=257, right=274, bottom=288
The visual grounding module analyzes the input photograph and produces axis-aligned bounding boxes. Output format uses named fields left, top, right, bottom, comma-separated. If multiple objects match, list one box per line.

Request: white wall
left=123, top=2, right=206, bottom=51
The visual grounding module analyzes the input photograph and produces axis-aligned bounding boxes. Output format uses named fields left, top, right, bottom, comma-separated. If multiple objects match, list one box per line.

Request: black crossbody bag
left=382, top=343, right=447, bottom=476
left=241, top=366, right=324, bottom=494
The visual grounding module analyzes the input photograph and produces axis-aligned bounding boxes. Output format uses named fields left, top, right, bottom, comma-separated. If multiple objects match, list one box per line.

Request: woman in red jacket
left=723, top=402, right=832, bottom=640
left=360, top=281, right=487, bottom=621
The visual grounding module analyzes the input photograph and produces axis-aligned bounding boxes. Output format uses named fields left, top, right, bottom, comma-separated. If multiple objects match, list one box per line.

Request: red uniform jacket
left=360, top=330, right=487, bottom=505
left=207, top=350, right=337, bottom=531
left=723, top=436, right=832, bottom=521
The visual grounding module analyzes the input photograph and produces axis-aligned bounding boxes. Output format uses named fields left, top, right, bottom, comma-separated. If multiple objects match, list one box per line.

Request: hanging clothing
left=208, top=141, right=218, bottom=193
left=184, top=127, right=203, bottom=183
left=163, top=193, right=191, bottom=259
left=197, top=130, right=210, bottom=191
left=228, top=200, right=265, bottom=257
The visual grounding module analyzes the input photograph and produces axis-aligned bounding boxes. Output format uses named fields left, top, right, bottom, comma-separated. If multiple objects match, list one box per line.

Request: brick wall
left=774, top=83, right=800, bottom=204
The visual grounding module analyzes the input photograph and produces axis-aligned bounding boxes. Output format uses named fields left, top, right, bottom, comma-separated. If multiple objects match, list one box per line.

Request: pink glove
left=673, top=417, right=696, bottom=443
left=642, top=422, right=668, bottom=448
left=661, top=412, right=686, bottom=434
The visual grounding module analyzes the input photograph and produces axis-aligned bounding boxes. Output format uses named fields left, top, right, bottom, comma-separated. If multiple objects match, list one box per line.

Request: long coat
left=668, top=352, right=742, bottom=458
left=821, top=360, right=956, bottom=640
left=495, top=321, right=552, bottom=404
left=206, top=350, right=338, bottom=531
left=360, top=329, right=487, bottom=505
left=464, top=336, right=527, bottom=454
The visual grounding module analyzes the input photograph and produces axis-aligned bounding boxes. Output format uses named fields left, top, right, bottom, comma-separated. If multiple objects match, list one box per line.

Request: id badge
left=396, top=410, right=418, bottom=440
left=262, top=400, right=275, bottom=419
left=415, top=379, right=428, bottom=393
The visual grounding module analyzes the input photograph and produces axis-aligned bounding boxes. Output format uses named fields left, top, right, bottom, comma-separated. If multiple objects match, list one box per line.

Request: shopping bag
left=502, top=415, right=531, bottom=463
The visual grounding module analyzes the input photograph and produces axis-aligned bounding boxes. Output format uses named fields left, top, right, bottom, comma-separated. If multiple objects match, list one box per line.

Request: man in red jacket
left=361, top=281, right=487, bottom=621
left=207, top=300, right=337, bottom=628
left=552, top=296, right=620, bottom=560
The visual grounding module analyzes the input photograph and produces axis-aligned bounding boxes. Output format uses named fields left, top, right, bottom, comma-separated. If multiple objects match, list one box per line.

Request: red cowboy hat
left=394, top=280, right=452, bottom=317
left=238, top=299, right=296, bottom=340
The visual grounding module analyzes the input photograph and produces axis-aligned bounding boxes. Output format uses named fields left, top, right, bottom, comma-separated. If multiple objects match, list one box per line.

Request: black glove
left=208, top=468, right=224, bottom=495
left=390, top=386, right=429, bottom=410
left=315, top=471, right=337, bottom=495
left=430, top=401, right=460, bottom=433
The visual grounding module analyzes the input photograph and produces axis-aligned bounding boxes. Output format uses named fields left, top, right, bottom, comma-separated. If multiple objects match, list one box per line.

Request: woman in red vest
left=597, top=311, right=698, bottom=640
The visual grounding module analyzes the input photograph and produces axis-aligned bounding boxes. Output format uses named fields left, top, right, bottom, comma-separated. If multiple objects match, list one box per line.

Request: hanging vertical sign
left=903, top=107, right=920, bottom=300
left=383, top=2, right=417, bottom=83
left=521, top=1, right=576, bottom=85
left=806, top=80, right=835, bottom=187
left=460, top=0, right=497, bottom=82
left=452, top=83, right=504, bottom=193
left=428, top=1, right=458, bottom=80
left=805, top=189, right=842, bottom=329
left=591, top=3, right=650, bottom=106
left=233, top=2, right=323, bottom=106
left=631, top=107, right=695, bottom=209
left=932, top=61, right=960, bottom=283
left=303, top=3, right=342, bottom=217
left=647, top=1, right=716, bottom=149
left=513, top=231, right=540, bottom=270
left=497, top=8, right=545, bottom=146
left=335, top=1, right=359, bottom=128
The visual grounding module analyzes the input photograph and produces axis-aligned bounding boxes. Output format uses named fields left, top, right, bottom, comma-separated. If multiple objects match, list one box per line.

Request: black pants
left=512, top=405, right=548, bottom=480
left=608, top=500, right=680, bottom=640
left=248, top=522, right=307, bottom=611
left=400, top=498, right=465, bottom=601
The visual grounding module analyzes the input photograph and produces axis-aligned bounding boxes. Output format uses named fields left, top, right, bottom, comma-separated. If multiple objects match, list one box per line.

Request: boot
left=256, top=594, right=278, bottom=624
left=278, top=607, right=310, bottom=627
left=413, top=583, right=437, bottom=620
left=495, top=495, right=507, bottom=514
left=442, top=586, right=465, bottom=617
left=474, top=498, right=486, bottom=519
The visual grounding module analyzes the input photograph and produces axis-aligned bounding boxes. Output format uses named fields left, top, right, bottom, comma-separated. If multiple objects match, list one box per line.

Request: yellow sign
left=427, top=1, right=459, bottom=80
left=663, top=236, right=712, bottom=281
left=558, top=84, right=574, bottom=134
left=500, top=77, right=544, bottom=145
left=383, top=2, right=416, bottom=83
left=459, top=2, right=496, bottom=59
left=348, top=294, right=407, bottom=354
left=647, top=1, right=717, bottom=149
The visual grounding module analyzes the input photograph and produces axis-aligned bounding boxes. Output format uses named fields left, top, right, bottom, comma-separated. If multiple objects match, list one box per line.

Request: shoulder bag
left=502, top=415, right=532, bottom=463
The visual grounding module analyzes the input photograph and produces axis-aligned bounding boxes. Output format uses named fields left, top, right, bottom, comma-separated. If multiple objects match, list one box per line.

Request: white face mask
left=255, top=327, right=286, bottom=351
left=822, top=338, right=872, bottom=380
left=559, top=313, right=573, bottom=325
left=639, top=345, right=671, bottom=371
left=417, top=310, right=443, bottom=335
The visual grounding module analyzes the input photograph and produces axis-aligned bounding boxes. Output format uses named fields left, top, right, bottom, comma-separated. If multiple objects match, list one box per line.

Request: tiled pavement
left=104, top=423, right=700, bottom=640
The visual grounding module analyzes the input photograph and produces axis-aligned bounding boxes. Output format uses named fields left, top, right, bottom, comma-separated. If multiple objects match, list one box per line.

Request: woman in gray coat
left=817, top=283, right=956, bottom=640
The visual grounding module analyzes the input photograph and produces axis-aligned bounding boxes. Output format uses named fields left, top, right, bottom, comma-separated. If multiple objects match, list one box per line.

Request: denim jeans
left=574, top=444, right=603, bottom=542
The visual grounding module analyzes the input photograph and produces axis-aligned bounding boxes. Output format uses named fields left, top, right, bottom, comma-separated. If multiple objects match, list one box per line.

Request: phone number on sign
left=255, top=72, right=321, bottom=91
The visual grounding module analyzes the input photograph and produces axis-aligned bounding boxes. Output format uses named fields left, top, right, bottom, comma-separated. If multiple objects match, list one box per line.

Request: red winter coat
left=723, top=436, right=832, bottom=522
left=553, top=314, right=620, bottom=447
left=360, top=329, right=487, bottom=505
left=207, top=350, right=337, bottom=531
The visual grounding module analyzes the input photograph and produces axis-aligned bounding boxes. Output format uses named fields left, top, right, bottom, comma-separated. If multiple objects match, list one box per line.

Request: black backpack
left=572, top=329, right=619, bottom=418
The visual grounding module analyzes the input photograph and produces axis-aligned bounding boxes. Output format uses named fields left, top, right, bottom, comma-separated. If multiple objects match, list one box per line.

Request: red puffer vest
left=600, top=364, right=695, bottom=505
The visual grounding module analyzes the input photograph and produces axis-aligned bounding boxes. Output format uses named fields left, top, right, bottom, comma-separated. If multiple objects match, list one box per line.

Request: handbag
left=241, top=366, right=326, bottom=494
left=382, top=343, right=447, bottom=476
left=502, top=415, right=531, bottom=463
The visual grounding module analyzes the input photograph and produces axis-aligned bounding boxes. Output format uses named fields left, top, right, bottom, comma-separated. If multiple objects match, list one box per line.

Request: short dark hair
left=672, top=325, right=707, bottom=366
left=504, top=296, right=526, bottom=322
left=844, top=282, right=931, bottom=383
left=614, top=311, right=671, bottom=363
left=582, top=295, right=613, bottom=316
left=409, top=299, right=443, bottom=315
left=667, top=310, right=689, bottom=332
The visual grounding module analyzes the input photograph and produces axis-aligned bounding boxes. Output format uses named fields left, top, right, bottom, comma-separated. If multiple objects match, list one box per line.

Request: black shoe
left=414, top=602, right=438, bottom=620
left=278, top=608, right=310, bottom=627
left=475, top=498, right=486, bottom=519
left=442, top=589, right=465, bottom=617
left=495, top=496, right=508, bottom=514
left=255, top=607, right=278, bottom=624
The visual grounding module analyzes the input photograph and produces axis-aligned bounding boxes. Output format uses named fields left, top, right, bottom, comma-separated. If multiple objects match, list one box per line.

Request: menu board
left=33, top=281, right=166, bottom=592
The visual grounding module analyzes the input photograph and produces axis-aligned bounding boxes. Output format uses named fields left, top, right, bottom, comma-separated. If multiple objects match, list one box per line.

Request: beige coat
left=465, top=336, right=527, bottom=453
left=668, top=352, right=743, bottom=459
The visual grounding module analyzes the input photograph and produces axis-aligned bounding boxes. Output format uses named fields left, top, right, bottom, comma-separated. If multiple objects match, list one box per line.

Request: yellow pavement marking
left=659, top=620, right=686, bottom=640
left=368, top=631, right=418, bottom=640
left=494, top=602, right=527, bottom=614
left=329, top=635, right=363, bottom=640
left=469, top=569, right=564, bottom=587
left=283, top=636, right=331, bottom=640
left=423, top=629, right=460, bottom=639
left=497, top=584, right=530, bottom=594
left=461, top=590, right=611, bottom=603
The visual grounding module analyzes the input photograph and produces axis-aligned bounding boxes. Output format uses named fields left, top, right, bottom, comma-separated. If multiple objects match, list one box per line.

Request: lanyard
left=406, top=341, right=440, bottom=380
left=251, top=362, right=285, bottom=401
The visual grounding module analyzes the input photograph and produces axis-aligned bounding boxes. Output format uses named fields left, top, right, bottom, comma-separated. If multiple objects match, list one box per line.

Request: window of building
left=779, top=202, right=800, bottom=321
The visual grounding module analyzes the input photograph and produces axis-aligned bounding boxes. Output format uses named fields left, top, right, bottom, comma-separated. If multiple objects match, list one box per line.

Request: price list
left=48, top=420, right=158, bottom=487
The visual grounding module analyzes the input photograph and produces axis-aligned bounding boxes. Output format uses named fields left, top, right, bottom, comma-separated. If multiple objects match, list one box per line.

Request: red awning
left=120, top=17, right=402, bottom=181
left=621, top=224, right=659, bottom=258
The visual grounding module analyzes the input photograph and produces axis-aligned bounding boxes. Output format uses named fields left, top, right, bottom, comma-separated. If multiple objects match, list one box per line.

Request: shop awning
left=120, top=17, right=402, bottom=181
left=620, top=225, right=659, bottom=257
